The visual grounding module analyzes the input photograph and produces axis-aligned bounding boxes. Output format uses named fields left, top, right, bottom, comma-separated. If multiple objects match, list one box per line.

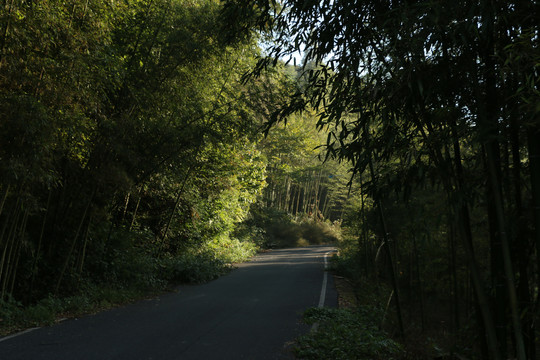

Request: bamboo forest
left=1, top=1, right=539, bottom=359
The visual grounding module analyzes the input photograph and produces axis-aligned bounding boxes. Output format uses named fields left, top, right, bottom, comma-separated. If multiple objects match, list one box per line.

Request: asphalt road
left=0, top=245, right=337, bottom=360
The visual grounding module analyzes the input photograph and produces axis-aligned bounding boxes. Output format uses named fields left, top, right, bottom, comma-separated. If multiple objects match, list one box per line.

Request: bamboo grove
left=0, top=0, right=349, bottom=322
left=259, top=111, right=351, bottom=222
left=225, top=0, right=540, bottom=358
left=2, top=0, right=540, bottom=358
left=0, top=0, right=294, bottom=307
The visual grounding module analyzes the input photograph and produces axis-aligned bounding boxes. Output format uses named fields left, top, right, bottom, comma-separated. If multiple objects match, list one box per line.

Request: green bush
left=0, top=296, right=58, bottom=330
left=295, top=307, right=403, bottom=360
left=241, top=205, right=341, bottom=248
left=202, top=234, right=258, bottom=264
left=0, top=297, right=23, bottom=329
left=331, top=250, right=365, bottom=280
left=159, top=252, right=230, bottom=284
left=22, top=303, right=56, bottom=326
left=1, top=216, right=263, bottom=335
left=268, top=218, right=341, bottom=248
left=232, top=222, right=267, bottom=248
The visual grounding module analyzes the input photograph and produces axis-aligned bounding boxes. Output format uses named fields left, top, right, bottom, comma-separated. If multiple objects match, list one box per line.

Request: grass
left=295, top=307, right=403, bottom=360
left=1, top=209, right=339, bottom=338
left=293, top=249, right=405, bottom=360
left=0, top=286, right=148, bottom=336
left=0, top=240, right=255, bottom=337
left=318, top=237, right=475, bottom=360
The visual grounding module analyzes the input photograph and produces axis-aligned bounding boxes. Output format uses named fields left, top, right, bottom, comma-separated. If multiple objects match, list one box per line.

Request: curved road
left=0, top=246, right=336, bottom=359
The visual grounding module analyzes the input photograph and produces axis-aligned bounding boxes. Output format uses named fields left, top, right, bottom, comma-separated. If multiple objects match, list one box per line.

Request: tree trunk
left=368, top=156, right=404, bottom=336
left=448, top=220, right=459, bottom=334
left=160, top=166, right=194, bottom=255
left=29, top=189, right=52, bottom=298
left=55, top=190, right=94, bottom=295
left=129, top=186, right=143, bottom=231
left=412, top=233, right=426, bottom=332
left=0, top=184, right=10, bottom=218
left=478, top=8, right=526, bottom=355
left=526, top=124, right=540, bottom=340
left=416, top=112, right=501, bottom=359
left=0, top=199, right=22, bottom=299
left=8, top=208, right=28, bottom=296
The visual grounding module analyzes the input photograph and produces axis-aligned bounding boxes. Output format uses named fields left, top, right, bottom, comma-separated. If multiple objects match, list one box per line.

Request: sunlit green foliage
left=0, top=0, right=275, bottom=323
left=258, top=93, right=353, bottom=223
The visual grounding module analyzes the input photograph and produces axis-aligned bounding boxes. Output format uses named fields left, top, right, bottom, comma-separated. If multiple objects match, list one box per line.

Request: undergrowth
left=295, top=307, right=402, bottom=360
left=294, top=235, right=404, bottom=359
left=0, top=236, right=256, bottom=336
left=323, top=232, right=471, bottom=359
left=1, top=206, right=338, bottom=337
left=243, top=206, right=341, bottom=248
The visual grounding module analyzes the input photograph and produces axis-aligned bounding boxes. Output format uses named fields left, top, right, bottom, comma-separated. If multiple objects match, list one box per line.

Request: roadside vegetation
left=2, top=1, right=540, bottom=359
left=295, top=307, right=402, bottom=360
left=225, top=1, right=540, bottom=359
left=0, top=0, right=344, bottom=336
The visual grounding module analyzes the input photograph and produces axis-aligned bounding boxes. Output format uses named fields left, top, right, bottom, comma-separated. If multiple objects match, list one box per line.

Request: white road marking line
left=317, top=252, right=329, bottom=308
left=312, top=250, right=332, bottom=332
left=0, top=327, right=40, bottom=343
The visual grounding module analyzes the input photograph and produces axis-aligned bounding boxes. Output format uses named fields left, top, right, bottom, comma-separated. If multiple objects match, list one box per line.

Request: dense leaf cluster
left=296, top=307, right=402, bottom=360
left=0, top=0, right=276, bottom=310
left=226, top=0, right=540, bottom=358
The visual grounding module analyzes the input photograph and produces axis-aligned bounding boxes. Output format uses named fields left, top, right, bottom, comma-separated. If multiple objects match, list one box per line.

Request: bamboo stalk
left=55, top=190, right=94, bottom=295
left=0, top=199, right=21, bottom=299
left=415, top=108, right=502, bottom=358
left=121, top=192, right=131, bottom=223
left=367, top=155, right=404, bottom=336
left=29, top=189, right=51, bottom=294
left=294, top=184, right=301, bottom=218
left=0, top=184, right=10, bottom=218
left=321, top=195, right=330, bottom=219
left=484, top=142, right=526, bottom=360
left=478, top=9, right=526, bottom=354
left=78, top=215, right=92, bottom=275
left=129, top=187, right=142, bottom=231
left=526, top=126, right=540, bottom=323
left=448, top=221, right=460, bottom=333
left=159, top=166, right=194, bottom=255
left=412, top=234, right=425, bottom=332
left=8, top=208, right=29, bottom=296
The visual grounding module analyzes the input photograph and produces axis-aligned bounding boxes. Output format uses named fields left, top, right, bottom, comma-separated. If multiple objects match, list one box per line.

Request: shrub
left=0, top=296, right=58, bottom=331
left=159, top=252, right=229, bottom=284
left=241, top=205, right=342, bottom=248
left=295, top=307, right=403, bottom=360
left=202, top=234, right=258, bottom=264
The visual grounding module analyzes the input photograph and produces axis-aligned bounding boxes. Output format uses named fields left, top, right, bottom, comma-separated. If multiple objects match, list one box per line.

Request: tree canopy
left=224, top=0, right=540, bottom=358
left=2, top=0, right=540, bottom=358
